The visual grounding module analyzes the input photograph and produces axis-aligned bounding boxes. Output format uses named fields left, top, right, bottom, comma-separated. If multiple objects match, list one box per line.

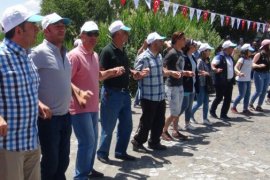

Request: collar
left=3, top=38, right=27, bottom=56
left=78, top=44, right=94, bottom=55
left=146, top=48, right=159, bottom=58
left=43, top=39, right=67, bottom=53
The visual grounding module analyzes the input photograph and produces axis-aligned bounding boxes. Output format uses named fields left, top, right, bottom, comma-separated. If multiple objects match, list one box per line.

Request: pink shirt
left=68, top=45, right=99, bottom=114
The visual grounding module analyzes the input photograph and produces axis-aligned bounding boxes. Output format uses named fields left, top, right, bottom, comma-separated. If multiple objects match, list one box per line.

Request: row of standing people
left=1, top=4, right=270, bottom=180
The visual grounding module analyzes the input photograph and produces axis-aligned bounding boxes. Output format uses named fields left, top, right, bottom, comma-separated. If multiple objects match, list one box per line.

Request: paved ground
left=66, top=84, right=270, bottom=179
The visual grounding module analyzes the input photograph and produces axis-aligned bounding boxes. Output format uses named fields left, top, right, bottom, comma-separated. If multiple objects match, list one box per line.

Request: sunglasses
left=85, top=31, right=99, bottom=37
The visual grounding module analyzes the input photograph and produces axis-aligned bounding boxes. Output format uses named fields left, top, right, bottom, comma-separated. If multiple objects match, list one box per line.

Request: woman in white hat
left=231, top=44, right=255, bottom=114
left=249, top=39, right=270, bottom=112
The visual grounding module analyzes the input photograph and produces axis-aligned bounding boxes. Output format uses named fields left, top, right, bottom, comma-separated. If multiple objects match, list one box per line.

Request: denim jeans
left=191, top=86, right=209, bottom=120
left=97, top=87, right=132, bottom=158
left=38, top=113, right=71, bottom=180
left=180, top=93, right=195, bottom=123
left=250, top=71, right=270, bottom=106
left=233, top=81, right=251, bottom=110
left=71, top=112, right=98, bottom=180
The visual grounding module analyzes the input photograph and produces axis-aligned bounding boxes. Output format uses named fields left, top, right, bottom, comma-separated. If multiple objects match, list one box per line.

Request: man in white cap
left=30, top=12, right=74, bottom=180
left=97, top=20, right=148, bottom=164
left=0, top=4, right=43, bottom=180
left=210, top=40, right=237, bottom=120
left=68, top=21, right=126, bottom=179
left=131, top=32, right=181, bottom=152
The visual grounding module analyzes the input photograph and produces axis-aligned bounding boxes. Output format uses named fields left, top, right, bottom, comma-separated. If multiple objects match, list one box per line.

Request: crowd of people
left=0, top=4, right=270, bottom=180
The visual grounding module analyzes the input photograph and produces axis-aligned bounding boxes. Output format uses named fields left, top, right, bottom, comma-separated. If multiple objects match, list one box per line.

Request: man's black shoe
left=148, top=143, right=167, bottom=150
left=210, top=111, right=218, bottom=118
left=88, top=169, right=104, bottom=178
left=220, top=115, right=231, bottom=120
left=131, top=140, right=148, bottom=153
left=97, top=156, right=111, bottom=164
left=115, top=154, right=136, bottom=161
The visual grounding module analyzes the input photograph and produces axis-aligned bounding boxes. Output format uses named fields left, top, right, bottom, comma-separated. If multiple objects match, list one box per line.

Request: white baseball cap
left=146, top=32, right=166, bottom=44
left=222, top=40, right=237, bottom=49
left=259, top=39, right=270, bottom=49
left=1, top=4, right=43, bottom=33
left=108, top=20, right=131, bottom=34
left=41, top=13, right=70, bottom=30
left=241, top=43, right=255, bottom=52
left=80, top=21, right=98, bottom=33
left=199, top=43, right=214, bottom=52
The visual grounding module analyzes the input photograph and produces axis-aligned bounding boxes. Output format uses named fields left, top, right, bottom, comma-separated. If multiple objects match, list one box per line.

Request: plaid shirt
left=134, top=49, right=165, bottom=101
left=0, top=38, right=39, bottom=151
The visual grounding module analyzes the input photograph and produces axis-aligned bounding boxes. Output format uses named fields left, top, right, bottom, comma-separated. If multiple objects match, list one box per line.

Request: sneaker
left=97, top=156, right=111, bottom=164
left=184, top=123, right=196, bottom=130
left=231, top=107, right=239, bottom=114
left=249, top=104, right=255, bottom=111
left=88, top=169, right=104, bottom=178
left=131, top=140, right=148, bottom=153
left=148, top=143, right=167, bottom=150
left=171, top=131, right=188, bottom=141
left=242, top=109, right=253, bottom=115
left=203, top=119, right=212, bottom=125
left=115, top=154, right=136, bottom=161
left=265, top=98, right=270, bottom=105
left=190, top=117, right=198, bottom=124
left=161, top=131, right=173, bottom=141
left=255, top=106, right=264, bottom=112
left=210, top=111, right=218, bottom=118
left=220, top=115, right=231, bottom=120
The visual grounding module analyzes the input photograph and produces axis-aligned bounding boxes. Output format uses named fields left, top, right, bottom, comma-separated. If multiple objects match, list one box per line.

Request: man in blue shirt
left=0, top=5, right=43, bottom=180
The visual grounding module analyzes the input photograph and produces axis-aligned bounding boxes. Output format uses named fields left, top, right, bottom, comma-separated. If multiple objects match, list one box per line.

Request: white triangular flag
left=189, top=8, right=195, bottom=20
left=262, top=23, right=266, bottom=32
left=172, top=3, right=179, bottom=17
left=133, top=0, right=139, bottom=9
left=237, top=18, right=241, bottom=29
left=257, top=23, right=261, bottom=32
left=210, top=13, right=216, bottom=24
left=196, top=9, right=202, bottom=22
left=108, top=0, right=112, bottom=5
left=220, top=15, right=224, bottom=26
left=247, top=20, right=251, bottom=30
left=163, top=0, right=170, bottom=15
left=145, top=0, right=151, bottom=9
left=231, top=17, right=235, bottom=28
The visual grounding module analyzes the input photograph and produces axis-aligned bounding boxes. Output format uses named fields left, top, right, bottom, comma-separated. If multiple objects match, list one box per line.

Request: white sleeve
left=237, top=57, right=244, bottom=64
left=211, top=56, right=220, bottom=65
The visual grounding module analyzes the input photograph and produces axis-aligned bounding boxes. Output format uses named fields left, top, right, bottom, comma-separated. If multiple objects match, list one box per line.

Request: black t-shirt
left=163, top=48, right=184, bottom=86
left=99, top=43, right=130, bottom=88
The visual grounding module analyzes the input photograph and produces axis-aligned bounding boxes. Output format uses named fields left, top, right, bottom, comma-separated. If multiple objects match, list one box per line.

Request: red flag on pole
left=182, top=6, right=188, bottom=18
left=252, top=22, right=257, bottom=31
left=153, top=0, right=160, bottom=14
left=120, top=0, right=126, bottom=6
left=203, top=11, right=209, bottom=22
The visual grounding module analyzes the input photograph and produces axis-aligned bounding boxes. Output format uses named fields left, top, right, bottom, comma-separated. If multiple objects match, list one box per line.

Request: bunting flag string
left=109, top=0, right=269, bottom=33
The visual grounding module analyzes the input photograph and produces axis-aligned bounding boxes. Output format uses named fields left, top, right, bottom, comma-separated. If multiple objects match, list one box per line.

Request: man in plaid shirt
left=0, top=5, right=44, bottom=180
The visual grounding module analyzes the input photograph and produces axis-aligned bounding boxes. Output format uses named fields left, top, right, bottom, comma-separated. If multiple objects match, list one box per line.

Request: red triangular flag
left=203, top=11, right=209, bottom=22
left=182, top=6, right=188, bottom=18
left=225, top=16, right=230, bottom=26
left=153, top=0, right=160, bottom=14
left=252, top=22, right=257, bottom=31
left=241, top=20, right=246, bottom=31
left=120, top=0, right=126, bottom=6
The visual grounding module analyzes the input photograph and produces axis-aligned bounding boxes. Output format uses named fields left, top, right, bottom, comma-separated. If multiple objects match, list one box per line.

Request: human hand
left=38, top=101, right=52, bottom=120
left=0, top=116, right=7, bottom=136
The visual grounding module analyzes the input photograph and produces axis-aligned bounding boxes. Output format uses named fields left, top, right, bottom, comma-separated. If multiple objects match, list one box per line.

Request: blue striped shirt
left=0, top=38, right=39, bottom=151
left=134, top=49, right=165, bottom=101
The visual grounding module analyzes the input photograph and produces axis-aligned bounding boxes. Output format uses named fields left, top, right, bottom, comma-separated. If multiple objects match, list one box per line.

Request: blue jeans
left=250, top=71, right=270, bottom=106
left=180, top=93, right=195, bottom=123
left=38, top=113, right=71, bottom=180
left=191, top=86, right=209, bottom=120
left=233, top=81, right=251, bottom=110
left=97, top=86, right=133, bottom=158
left=71, top=112, right=98, bottom=180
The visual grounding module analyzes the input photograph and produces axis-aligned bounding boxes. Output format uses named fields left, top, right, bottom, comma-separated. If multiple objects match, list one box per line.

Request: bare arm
left=252, top=53, right=265, bottom=69
left=0, top=115, right=7, bottom=137
left=99, top=66, right=125, bottom=81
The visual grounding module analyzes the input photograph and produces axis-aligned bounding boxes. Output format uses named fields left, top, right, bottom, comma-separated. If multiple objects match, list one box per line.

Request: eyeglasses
left=85, top=31, right=99, bottom=37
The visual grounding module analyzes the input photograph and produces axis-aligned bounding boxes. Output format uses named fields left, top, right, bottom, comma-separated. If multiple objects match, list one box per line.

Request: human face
left=176, top=35, right=186, bottom=48
left=45, top=20, right=66, bottom=45
left=154, top=39, right=164, bottom=52
left=81, top=31, right=99, bottom=48
left=18, top=21, right=39, bottom=49
left=204, top=49, right=211, bottom=58
left=118, top=30, right=129, bottom=44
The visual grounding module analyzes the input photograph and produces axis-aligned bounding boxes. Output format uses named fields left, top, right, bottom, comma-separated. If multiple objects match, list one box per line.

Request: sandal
left=172, top=131, right=188, bottom=141
left=161, top=131, right=173, bottom=141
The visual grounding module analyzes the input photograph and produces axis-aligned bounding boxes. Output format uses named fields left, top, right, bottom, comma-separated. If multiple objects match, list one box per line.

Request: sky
left=0, top=0, right=41, bottom=18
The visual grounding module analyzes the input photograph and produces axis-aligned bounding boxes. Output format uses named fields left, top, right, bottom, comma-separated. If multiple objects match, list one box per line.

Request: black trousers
left=210, top=80, right=233, bottom=116
left=133, top=99, right=166, bottom=146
